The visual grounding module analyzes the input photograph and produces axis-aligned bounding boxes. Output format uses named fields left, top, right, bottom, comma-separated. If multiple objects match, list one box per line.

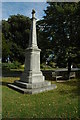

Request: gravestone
left=8, top=9, right=57, bottom=94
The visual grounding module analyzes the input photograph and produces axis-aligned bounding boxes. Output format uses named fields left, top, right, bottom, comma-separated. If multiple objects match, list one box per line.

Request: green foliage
left=49, top=61, right=56, bottom=68
left=0, top=24, right=2, bottom=59
left=40, top=63, right=52, bottom=70
left=40, top=63, right=56, bottom=70
left=38, top=2, right=80, bottom=67
left=13, top=61, right=21, bottom=69
left=2, top=14, right=31, bottom=63
left=2, top=61, right=21, bottom=70
left=2, top=34, right=12, bottom=61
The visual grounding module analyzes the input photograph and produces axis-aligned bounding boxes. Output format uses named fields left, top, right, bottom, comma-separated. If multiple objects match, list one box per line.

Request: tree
left=0, top=23, right=2, bottom=60
left=2, top=34, right=11, bottom=62
left=38, top=2, right=80, bottom=67
left=2, top=14, right=31, bottom=63
left=37, top=20, right=53, bottom=63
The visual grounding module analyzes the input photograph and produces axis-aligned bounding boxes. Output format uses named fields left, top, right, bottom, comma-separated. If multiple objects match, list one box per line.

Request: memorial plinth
left=8, top=9, right=57, bottom=94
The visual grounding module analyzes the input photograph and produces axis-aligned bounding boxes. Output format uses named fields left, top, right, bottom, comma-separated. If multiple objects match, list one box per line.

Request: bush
left=40, top=63, right=53, bottom=70
left=2, top=61, right=21, bottom=70
left=13, top=61, right=21, bottom=69
left=49, top=61, right=56, bottom=68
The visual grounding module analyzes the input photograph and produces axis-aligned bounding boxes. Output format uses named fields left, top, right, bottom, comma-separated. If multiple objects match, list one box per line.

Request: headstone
left=8, top=9, right=57, bottom=94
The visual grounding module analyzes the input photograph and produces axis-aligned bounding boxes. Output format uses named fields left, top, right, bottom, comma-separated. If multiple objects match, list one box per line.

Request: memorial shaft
left=8, top=9, right=57, bottom=94
left=29, top=9, right=37, bottom=48
left=20, top=9, right=44, bottom=83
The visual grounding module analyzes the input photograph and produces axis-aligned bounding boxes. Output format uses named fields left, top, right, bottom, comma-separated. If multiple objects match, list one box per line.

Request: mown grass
left=1, top=76, right=80, bottom=119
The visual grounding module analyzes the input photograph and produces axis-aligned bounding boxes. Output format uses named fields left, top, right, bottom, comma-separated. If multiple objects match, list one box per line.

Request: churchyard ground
left=1, top=69, right=80, bottom=119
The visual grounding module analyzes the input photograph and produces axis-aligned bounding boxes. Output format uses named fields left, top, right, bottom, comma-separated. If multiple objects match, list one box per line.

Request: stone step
left=8, top=83, right=57, bottom=94
left=14, top=80, right=51, bottom=89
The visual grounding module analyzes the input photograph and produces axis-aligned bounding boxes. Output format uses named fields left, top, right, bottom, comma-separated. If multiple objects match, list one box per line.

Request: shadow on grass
left=0, top=81, right=11, bottom=86
left=59, top=88, right=80, bottom=98
left=2, top=69, right=22, bottom=77
left=57, top=78, right=80, bottom=86
left=57, top=79, right=80, bottom=97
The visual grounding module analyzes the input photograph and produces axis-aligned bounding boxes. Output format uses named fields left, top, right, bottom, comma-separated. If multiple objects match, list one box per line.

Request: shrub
left=49, top=61, right=56, bottom=68
left=40, top=63, right=53, bottom=70
left=2, top=61, right=21, bottom=70
left=13, top=61, right=21, bottom=69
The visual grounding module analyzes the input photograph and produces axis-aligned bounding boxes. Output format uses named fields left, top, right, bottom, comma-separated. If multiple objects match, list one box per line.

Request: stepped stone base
left=8, top=80, right=57, bottom=94
left=20, top=71, right=45, bottom=83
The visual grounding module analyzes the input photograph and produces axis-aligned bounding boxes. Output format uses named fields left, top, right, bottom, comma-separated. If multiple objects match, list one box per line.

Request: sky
left=2, top=2, right=48, bottom=20
left=2, top=0, right=46, bottom=1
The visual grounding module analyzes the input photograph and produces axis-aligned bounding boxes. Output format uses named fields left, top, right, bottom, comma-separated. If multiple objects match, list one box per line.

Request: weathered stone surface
left=14, top=80, right=51, bottom=89
left=8, top=83, right=57, bottom=94
left=8, top=9, right=57, bottom=94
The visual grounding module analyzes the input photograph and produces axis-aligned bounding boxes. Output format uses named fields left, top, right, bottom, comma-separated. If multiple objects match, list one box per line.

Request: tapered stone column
left=8, top=10, right=57, bottom=94
left=20, top=9, right=44, bottom=83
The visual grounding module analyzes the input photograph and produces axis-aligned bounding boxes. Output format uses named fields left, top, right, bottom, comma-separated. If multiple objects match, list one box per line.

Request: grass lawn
left=1, top=74, right=80, bottom=119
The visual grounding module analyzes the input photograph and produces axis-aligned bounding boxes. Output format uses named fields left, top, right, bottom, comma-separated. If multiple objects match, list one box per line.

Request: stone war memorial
left=8, top=9, right=57, bottom=94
